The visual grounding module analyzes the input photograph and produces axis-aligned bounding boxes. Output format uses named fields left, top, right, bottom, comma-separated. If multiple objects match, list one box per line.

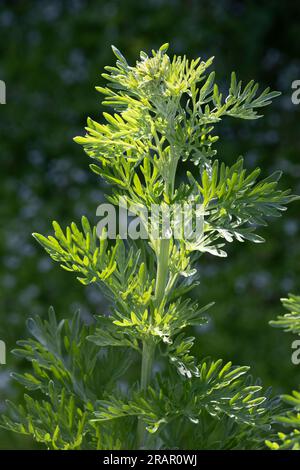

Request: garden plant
left=1, top=44, right=298, bottom=450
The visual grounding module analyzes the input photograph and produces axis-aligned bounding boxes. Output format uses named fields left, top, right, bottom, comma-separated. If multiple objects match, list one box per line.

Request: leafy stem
left=138, top=180, right=173, bottom=447
left=154, top=237, right=171, bottom=307
left=137, top=338, right=156, bottom=448
left=7, top=43, right=297, bottom=451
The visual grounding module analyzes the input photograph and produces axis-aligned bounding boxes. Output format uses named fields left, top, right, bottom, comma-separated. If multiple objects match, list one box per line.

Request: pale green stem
left=137, top=339, right=156, bottom=448
left=137, top=238, right=170, bottom=448
left=137, top=150, right=175, bottom=449
left=140, top=340, right=156, bottom=390
left=154, top=237, right=171, bottom=307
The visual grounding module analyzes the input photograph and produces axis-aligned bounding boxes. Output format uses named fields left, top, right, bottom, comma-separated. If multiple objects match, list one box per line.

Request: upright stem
left=137, top=237, right=170, bottom=448
left=154, top=237, right=170, bottom=306
left=140, top=340, right=155, bottom=391
left=137, top=338, right=155, bottom=448
left=137, top=163, right=174, bottom=448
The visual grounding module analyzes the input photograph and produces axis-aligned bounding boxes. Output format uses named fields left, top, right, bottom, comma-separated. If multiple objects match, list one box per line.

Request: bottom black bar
left=0, top=449, right=299, bottom=465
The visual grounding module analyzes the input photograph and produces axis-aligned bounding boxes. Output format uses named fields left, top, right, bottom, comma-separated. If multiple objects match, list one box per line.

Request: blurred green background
left=0, top=0, right=299, bottom=449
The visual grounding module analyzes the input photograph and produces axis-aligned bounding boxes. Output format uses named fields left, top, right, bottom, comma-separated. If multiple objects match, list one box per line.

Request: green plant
left=267, top=294, right=300, bottom=450
left=1, top=44, right=297, bottom=450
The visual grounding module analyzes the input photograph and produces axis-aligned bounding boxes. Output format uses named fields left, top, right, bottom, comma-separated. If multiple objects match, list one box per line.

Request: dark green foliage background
left=0, top=0, right=299, bottom=449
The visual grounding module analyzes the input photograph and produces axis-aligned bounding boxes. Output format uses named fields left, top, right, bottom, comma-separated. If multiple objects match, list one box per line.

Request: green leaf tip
left=111, top=45, right=127, bottom=64
left=159, top=43, right=169, bottom=53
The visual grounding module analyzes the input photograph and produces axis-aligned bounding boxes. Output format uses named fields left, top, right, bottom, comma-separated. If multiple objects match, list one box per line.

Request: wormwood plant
left=2, top=44, right=297, bottom=450
left=267, top=295, right=300, bottom=450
